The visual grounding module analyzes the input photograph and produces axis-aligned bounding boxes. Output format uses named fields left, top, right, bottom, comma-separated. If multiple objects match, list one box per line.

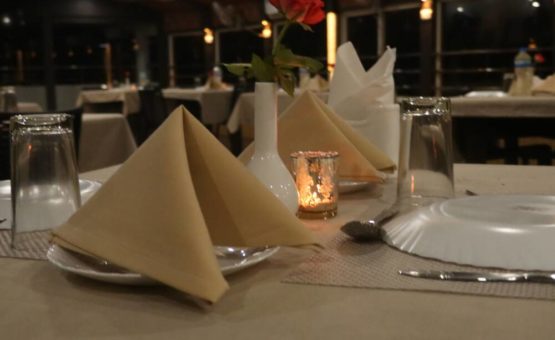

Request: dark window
left=173, top=35, right=206, bottom=86
left=347, top=14, right=378, bottom=69
left=385, top=8, right=420, bottom=95
left=441, top=0, right=554, bottom=95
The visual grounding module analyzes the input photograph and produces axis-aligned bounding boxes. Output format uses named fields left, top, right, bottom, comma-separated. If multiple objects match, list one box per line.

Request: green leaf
left=223, top=63, right=252, bottom=77
left=277, top=68, right=296, bottom=97
left=251, top=54, right=275, bottom=82
left=274, top=47, right=323, bottom=73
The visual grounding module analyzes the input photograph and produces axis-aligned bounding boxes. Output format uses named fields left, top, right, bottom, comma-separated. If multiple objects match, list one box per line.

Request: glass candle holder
left=291, top=151, right=339, bottom=219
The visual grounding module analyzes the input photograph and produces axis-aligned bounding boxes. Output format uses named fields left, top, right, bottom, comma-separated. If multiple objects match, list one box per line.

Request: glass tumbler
left=291, top=151, right=339, bottom=219
left=396, top=97, right=454, bottom=211
left=10, top=114, right=81, bottom=249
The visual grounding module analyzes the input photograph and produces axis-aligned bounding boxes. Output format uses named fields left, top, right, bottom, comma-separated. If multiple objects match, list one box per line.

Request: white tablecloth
left=76, top=88, right=141, bottom=116
left=226, top=90, right=329, bottom=133
left=16, top=102, right=43, bottom=113
left=162, top=87, right=233, bottom=124
left=78, top=114, right=137, bottom=172
left=451, top=96, right=555, bottom=117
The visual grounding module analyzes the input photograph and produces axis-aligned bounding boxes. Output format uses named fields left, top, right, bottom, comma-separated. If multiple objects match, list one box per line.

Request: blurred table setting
left=78, top=113, right=137, bottom=172
left=162, top=87, right=233, bottom=125
left=76, top=86, right=141, bottom=116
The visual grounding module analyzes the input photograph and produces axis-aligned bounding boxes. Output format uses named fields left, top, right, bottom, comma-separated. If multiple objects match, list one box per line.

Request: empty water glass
left=396, top=97, right=454, bottom=212
left=10, top=114, right=80, bottom=249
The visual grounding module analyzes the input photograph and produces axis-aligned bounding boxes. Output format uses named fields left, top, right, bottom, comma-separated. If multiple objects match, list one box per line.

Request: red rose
left=269, top=0, right=325, bottom=25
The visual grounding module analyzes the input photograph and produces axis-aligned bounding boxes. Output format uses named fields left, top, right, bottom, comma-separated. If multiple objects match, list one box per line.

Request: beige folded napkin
left=239, top=91, right=395, bottom=181
left=532, top=75, right=555, bottom=96
left=52, top=106, right=317, bottom=304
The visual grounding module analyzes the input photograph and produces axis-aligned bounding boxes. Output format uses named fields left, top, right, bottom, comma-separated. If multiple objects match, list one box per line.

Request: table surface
left=1, top=164, right=555, bottom=339
left=451, top=96, right=555, bottom=118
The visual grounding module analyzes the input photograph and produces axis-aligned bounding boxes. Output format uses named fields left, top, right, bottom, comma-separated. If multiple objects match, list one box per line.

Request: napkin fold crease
left=52, top=106, right=318, bottom=304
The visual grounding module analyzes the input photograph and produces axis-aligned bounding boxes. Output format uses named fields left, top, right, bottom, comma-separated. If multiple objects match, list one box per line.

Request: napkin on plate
left=51, top=106, right=318, bottom=304
left=327, top=42, right=400, bottom=165
left=238, top=91, right=395, bottom=181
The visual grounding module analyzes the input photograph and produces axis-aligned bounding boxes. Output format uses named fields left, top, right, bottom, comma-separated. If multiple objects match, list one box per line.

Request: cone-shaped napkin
left=328, top=42, right=396, bottom=113
left=239, top=91, right=395, bottom=181
left=52, top=106, right=317, bottom=304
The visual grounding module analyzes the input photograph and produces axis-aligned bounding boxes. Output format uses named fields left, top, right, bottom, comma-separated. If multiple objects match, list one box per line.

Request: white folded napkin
left=328, top=42, right=399, bottom=165
left=328, top=42, right=396, bottom=110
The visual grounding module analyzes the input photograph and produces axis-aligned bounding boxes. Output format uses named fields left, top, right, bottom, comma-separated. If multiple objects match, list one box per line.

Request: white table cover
left=226, top=90, right=329, bottom=133
left=162, top=87, right=233, bottom=125
left=451, top=96, right=555, bottom=117
left=78, top=114, right=137, bottom=172
left=76, top=88, right=141, bottom=116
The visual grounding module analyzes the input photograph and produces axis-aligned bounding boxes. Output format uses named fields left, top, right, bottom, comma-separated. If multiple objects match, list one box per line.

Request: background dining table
left=162, top=87, right=233, bottom=125
left=450, top=96, right=555, bottom=164
left=76, top=87, right=141, bottom=116
left=0, top=163, right=554, bottom=339
left=78, top=113, right=137, bottom=172
left=226, top=89, right=329, bottom=134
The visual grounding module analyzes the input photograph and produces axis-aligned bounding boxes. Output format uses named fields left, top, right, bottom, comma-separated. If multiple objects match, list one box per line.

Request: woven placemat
left=0, top=229, right=50, bottom=260
left=283, top=233, right=555, bottom=300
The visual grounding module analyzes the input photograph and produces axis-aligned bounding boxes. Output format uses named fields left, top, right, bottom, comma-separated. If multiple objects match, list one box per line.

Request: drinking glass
left=10, top=114, right=80, bottom=249
left=396, top=97, right=454, bottom=211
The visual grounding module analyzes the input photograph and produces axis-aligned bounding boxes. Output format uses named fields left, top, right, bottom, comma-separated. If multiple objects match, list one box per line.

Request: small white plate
left=47, top=244, right=280, bottom=285
left=0, top=179, right=101, bottom=229
left=338, top=180, right=373, bottom=194
left=383, top=195, right=555, bottom=271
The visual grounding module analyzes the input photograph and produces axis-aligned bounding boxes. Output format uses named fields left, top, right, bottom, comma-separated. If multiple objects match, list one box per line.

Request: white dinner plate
left=47, top=244, right=280, bottom=285
left=0, top=179, right=102, bottom=229
left=338, top=180, right=374, bottom=194
left=382, top=195, right=555, bottom=271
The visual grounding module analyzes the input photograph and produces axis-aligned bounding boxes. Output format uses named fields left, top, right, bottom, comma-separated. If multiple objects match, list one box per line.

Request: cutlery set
left=342, top=203, right=555, bottom=284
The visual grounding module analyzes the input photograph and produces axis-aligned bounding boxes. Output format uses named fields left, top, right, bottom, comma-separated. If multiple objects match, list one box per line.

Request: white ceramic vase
left=247, top=82, right=298, bottom=214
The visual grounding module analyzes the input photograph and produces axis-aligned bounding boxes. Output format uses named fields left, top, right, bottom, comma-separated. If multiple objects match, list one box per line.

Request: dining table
left=78, top=113, right=137, bottom=172
left=450, top=96, right=555, bottom=164
left=162, top=87, right=233, bottom=125
left=76, top=87, right=141, bottom=116
left=1, top=163, right=554, bottom=339
left=226, top=89, right=329, bottom=134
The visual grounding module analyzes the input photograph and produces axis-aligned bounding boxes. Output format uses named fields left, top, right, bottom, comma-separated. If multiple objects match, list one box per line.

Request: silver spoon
left=213, top=246, right=271, bottom=259
left=340, top=205, right=399, bottom=241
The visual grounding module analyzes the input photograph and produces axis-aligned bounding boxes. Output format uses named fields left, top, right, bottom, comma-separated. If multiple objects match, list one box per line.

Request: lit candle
left=291, top=151, right=339, bottom=219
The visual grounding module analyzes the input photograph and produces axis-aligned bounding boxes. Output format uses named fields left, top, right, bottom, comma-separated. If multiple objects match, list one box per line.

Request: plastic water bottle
left=509, top=48, right=534, bottom=96
left=213, top=66, right=222, bottom=84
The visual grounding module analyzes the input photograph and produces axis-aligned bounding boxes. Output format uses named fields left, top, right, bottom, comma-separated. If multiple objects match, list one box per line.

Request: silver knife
left=399, top=270, right=555, bottom=283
